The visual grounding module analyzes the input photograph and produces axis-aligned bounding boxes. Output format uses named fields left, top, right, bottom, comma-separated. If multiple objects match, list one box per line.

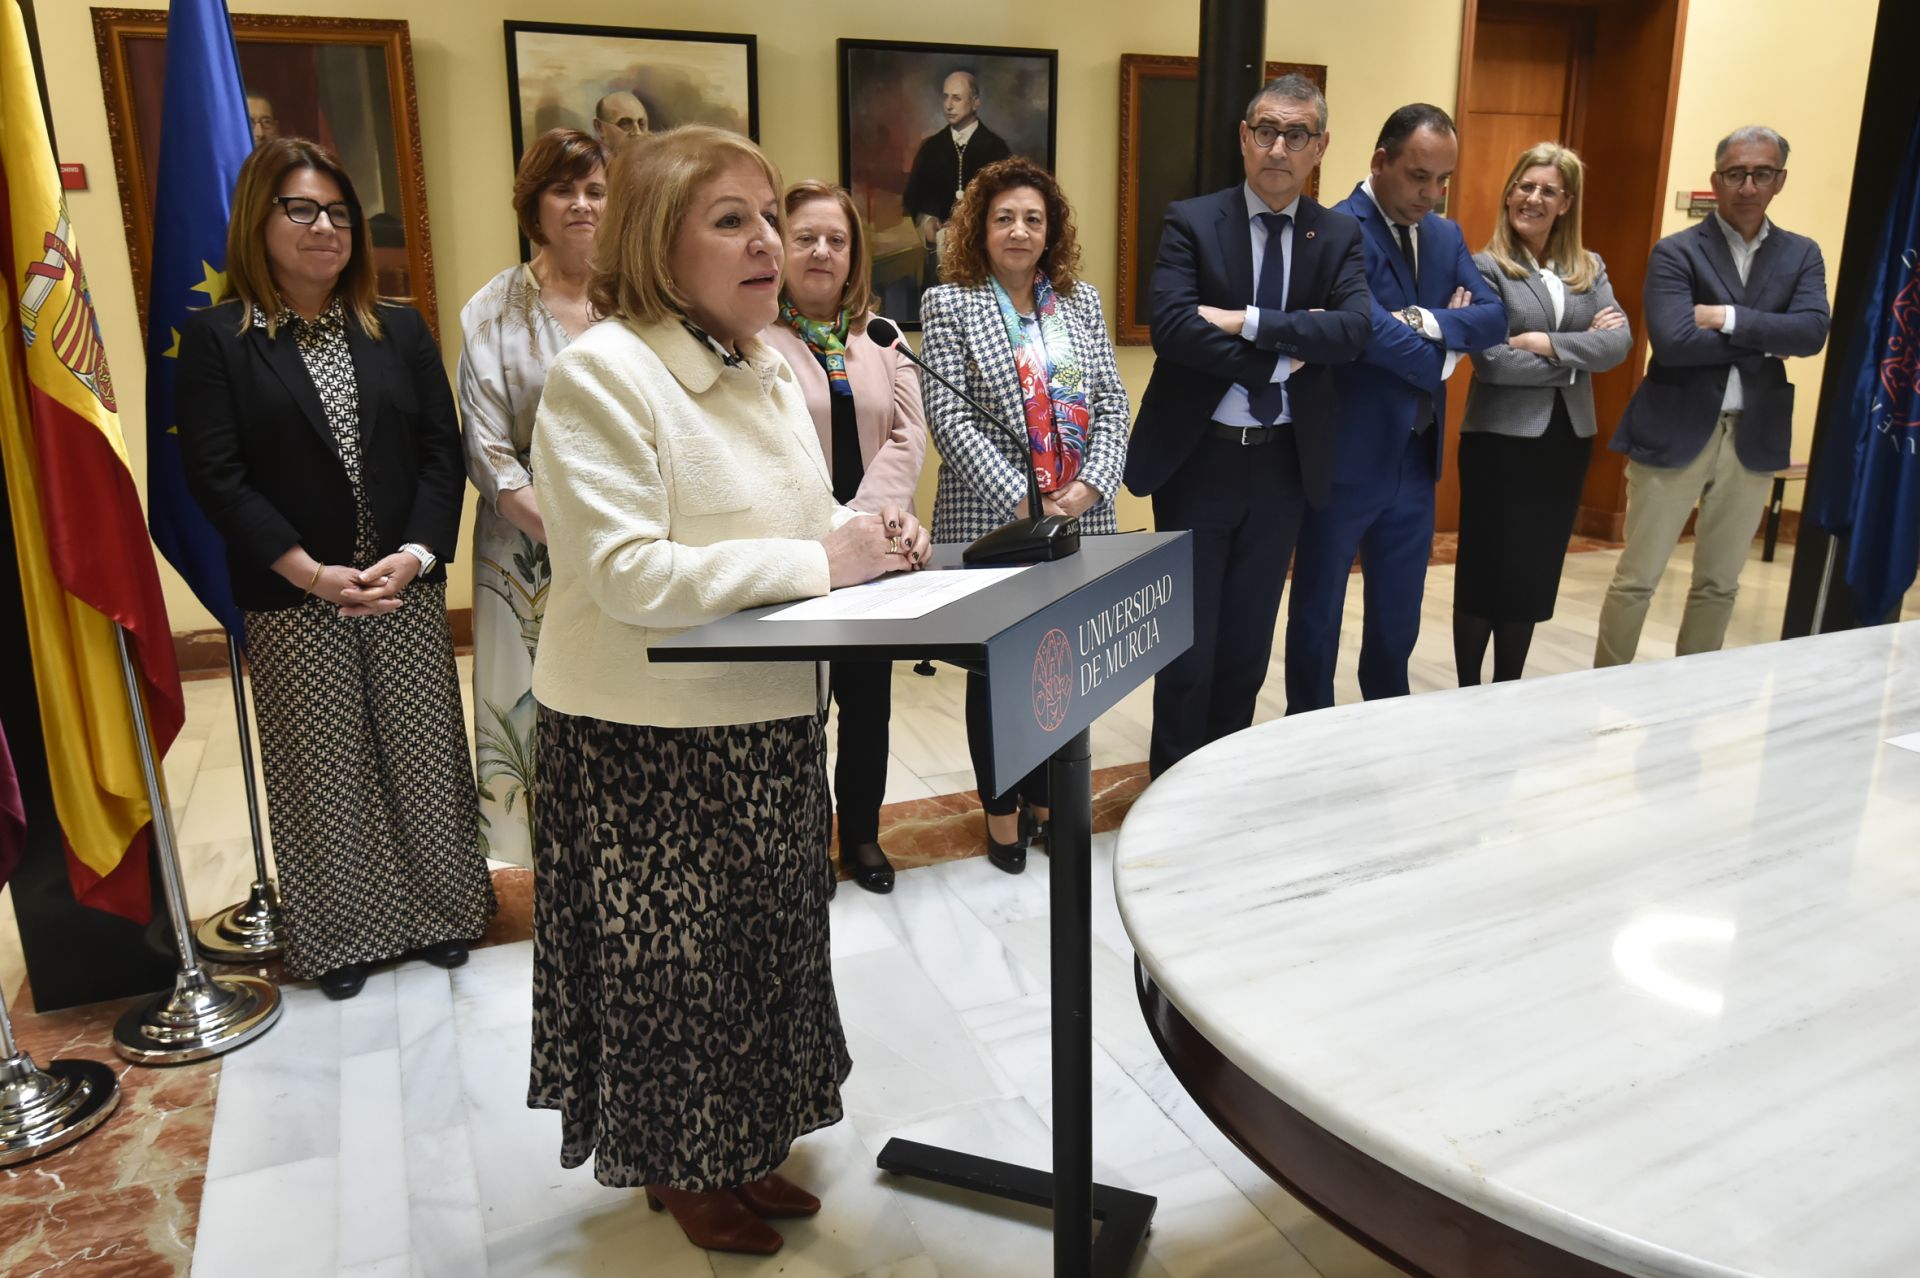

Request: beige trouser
left=1594, top=413, right=1773, bottom=666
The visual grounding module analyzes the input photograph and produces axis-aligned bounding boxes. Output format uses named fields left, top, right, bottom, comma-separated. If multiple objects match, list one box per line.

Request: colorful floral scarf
left=778, top=300, right=852, bottom=396
left=989, top=272, right=1087, bottom=493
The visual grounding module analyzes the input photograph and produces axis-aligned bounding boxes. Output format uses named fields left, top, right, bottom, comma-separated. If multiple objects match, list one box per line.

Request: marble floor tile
left=831, top=946, right=1020, bottom=1144
left=863, top=869, right=1043, bottom=1012
left=337, top=1048, right=411, bottom=1269
left=339, top=966, right=400, bottom=1057
left=203, top=984, right=341, bottom=1181
left=1141, top=1163, right=1323, bottom=1278
left=395, top=963, right=466, bottom=1136
left=192, top=1154, right=337, bottom=1278
left=403, top=1123, right=488, bottom=1278
left=338, top=1258, right=413, bottom=1278
left=827, top=888, right=906, bottom=961
left=455, top=1019, right=635, bottom=1239
left=174, top=765, right=261, bottom=846
left=480, top=1194, right=714, bottom=1278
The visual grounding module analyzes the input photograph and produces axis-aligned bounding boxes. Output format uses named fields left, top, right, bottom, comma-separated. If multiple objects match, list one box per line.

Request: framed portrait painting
left=503, top=21, right=757, bottom=168
left=91, top=9, right=437, bottom=337
left=1117, top=55, right=1327, bottom=344
left=838, top=38, right=1058, bottom=330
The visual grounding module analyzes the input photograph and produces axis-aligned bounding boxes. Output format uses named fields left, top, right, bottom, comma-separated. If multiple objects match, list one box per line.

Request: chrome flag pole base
left=194, top=880, right=285, bottom=963
left=112, top=969, right=280, bottom=1066
left=0, top=1043, right=120, bottom=1167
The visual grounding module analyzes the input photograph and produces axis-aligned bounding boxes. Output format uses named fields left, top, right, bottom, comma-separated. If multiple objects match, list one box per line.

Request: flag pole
left=192, top=640, right=284, bottom=961
left=0, top=983, right=119, bottom=1165
left=109, top=627, right=280, bottom=1065
left=1810, top=536, right=1840, bottom=637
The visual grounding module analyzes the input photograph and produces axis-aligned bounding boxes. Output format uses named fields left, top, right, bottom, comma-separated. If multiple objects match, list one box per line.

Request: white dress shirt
left=1362, top=177, right=1461, bottom=380
left=1215, top=184, right=1298, bottom=427
left=1525, top=252, right=1576, bottom=387
left=1712, top=212, right=1770, bottom=413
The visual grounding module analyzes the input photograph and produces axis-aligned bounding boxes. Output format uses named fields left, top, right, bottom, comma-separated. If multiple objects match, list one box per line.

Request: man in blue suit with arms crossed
left=1126, top=73, right=1371, bottom=778
left=1285, top=104, right=1506, bottom=713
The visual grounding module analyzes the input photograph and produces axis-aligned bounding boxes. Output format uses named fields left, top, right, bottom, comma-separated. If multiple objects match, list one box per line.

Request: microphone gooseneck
left=865, top=319, right=1078, bottom=566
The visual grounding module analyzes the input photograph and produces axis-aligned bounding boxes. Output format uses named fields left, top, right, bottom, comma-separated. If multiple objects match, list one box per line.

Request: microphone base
left=962, top=515, right=1081, bottom=566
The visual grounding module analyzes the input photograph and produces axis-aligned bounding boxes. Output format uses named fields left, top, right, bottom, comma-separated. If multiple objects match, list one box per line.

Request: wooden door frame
left=1452, top=0, right=1692, bottom=540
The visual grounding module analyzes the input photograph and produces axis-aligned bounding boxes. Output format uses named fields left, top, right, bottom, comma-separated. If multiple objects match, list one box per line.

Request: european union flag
left=1811, top=106, right=1920, bottom=623
left=144, top=0, right=252, bottom=640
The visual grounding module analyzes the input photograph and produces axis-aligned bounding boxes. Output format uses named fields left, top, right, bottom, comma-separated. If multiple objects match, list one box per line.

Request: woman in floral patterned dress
left=457, top=128, right=606, bottom=865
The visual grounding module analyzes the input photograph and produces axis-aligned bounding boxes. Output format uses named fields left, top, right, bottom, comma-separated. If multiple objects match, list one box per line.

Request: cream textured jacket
left=530, top=318, right=856, bottom=728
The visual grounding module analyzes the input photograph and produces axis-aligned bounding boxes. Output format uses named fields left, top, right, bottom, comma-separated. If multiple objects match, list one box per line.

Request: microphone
left=865, top=317, right=1080, bottom=566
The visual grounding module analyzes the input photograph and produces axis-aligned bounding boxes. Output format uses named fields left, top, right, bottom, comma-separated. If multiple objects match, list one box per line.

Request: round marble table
left=1115, top=623, right=1920, bottom=1278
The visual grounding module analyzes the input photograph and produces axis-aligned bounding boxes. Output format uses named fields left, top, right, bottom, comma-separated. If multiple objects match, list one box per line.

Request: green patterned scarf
left=778, top=300, right=852, bottom=396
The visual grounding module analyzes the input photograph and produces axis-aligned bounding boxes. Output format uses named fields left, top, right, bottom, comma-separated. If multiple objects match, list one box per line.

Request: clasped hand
left=821, top=507, right=931, bottom=589
left=314, top=552, right=419, bottom=616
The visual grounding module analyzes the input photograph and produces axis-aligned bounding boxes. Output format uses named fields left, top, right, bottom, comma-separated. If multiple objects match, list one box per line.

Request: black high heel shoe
left=985, top=817, right=1027, bottom=875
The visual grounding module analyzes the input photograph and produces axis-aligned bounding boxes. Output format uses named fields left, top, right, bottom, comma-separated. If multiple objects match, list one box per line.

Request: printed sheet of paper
left=1887, top=731, right=1920, bottom=755
left=762, top=566, right=1029, bottom=622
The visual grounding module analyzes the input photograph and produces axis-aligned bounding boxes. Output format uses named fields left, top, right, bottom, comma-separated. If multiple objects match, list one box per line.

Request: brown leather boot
left=733, top=1171, right=821, bottom=1218
left=645, top=1184, right=783, bottom=1255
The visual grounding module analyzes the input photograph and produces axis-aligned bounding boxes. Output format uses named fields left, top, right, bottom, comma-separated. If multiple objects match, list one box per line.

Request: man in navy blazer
left=1283, top=104, right=1506, bottom=713
left=1595, top=125, right=1829, bottom=665
left=1126, top=72, right=1370, bottom=777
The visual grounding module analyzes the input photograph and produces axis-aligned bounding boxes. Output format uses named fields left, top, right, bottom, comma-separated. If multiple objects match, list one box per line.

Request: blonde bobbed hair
left=587, top=125, right=784, bottom=325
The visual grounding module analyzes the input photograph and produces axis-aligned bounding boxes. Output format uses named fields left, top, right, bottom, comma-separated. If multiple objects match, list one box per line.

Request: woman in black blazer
left=176, top=138, right=494, bottom=999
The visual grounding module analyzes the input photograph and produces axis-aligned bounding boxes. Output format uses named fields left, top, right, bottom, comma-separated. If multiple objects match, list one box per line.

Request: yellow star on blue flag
left=190, top=261, right=227, bottom=305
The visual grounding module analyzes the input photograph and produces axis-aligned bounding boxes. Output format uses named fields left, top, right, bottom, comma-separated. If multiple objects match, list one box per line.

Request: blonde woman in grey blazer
left=1455, top=142, right=1632, bottom=684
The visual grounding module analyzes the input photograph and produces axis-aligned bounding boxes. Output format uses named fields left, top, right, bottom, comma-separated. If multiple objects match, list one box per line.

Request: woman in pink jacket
left=763, top=180, right=929, bottom=894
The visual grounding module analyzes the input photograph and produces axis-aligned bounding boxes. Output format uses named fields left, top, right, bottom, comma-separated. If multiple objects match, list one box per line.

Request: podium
left=652, top=531, right=1193, bottom=1277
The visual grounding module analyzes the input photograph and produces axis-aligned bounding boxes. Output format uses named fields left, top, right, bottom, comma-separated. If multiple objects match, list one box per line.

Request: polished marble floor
left=189, top=838, right=1398, bottom=1278
left=5, top=539, right=1918, bottom=1276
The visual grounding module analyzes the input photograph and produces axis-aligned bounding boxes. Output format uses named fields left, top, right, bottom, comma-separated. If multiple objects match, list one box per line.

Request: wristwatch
left=400, top=542, right=437, bottom=574
left=1399, top=305, right=1425, bottom=332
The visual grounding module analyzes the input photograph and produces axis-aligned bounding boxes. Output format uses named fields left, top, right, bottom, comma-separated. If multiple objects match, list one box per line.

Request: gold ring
left=888, top=536, right=903, bottom=555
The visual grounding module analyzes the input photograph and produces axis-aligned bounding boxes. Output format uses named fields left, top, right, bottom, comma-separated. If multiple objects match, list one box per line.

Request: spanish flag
left=1, top=0, right=184, bottom=921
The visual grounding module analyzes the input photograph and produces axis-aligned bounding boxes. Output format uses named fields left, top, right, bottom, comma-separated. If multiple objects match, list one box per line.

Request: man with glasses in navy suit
left=1284, top=103, right=1506, bottom=713
left=1126, top=73, right=1371, bottom=777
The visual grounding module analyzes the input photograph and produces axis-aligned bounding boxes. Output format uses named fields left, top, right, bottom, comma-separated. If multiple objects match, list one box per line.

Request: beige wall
left=36, top=0, right=1464, bottom=634
left=44, top=0, right=1878, bottom=631
left=1659, top=0, right=1875, bottom=506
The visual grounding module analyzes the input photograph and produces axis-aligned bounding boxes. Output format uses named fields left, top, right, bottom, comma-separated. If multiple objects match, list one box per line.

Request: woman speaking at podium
left=526, top=126, right=927, bottom=1257
left=918, top=157, right=1131, bottom=874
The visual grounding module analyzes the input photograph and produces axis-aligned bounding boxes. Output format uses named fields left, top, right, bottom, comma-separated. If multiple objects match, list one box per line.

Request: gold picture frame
left=91, top=8, right=439, bottom=339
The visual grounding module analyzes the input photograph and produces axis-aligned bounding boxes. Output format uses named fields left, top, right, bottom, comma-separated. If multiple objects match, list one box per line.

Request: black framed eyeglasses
left=1715, top=167, right=1782, bottom=190
left=272, top=195, right=355, bottom=228
left=1249, top=123, right=1323, bottom=153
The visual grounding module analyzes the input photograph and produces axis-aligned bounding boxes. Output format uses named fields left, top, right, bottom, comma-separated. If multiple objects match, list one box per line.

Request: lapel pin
left=1304, top=230, right=1315, bottom=240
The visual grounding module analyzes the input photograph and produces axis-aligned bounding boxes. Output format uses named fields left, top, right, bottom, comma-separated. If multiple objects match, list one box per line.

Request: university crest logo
left=18, top=202, right=118, bottom=412
left=1032, top=627, right=1073, bottom=732
left=1877, top=248, right=1920, bottom=433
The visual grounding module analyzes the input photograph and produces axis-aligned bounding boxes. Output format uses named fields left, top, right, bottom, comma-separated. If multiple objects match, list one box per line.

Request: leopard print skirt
left=528, top=705, right=849, bottom=1190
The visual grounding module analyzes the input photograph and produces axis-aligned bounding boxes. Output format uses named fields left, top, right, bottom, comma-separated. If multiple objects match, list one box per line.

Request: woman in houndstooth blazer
left=1456, top=142, right=1632, bottom=686
left=919, top=156, right=1130, bottom=874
